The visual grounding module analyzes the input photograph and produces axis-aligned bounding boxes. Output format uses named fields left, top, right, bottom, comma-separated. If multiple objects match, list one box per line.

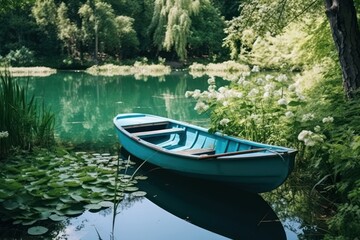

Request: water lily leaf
left=98, top=201, right=114, bottom=208
left=27, top=170, right=47, bottom=177
left=3, top=179, right=23, bottom=191
left=27, top=226, right=48, bottom=235
left=63, top=180, right=82, bottom=187
left=48, top=182, right=64, bottom=188
left=47, top=188, right=67, bottom=197
left=70, top=194, right=86, bottom=202
left=124, top=187, right=138, bottom=192
left=84, top=203, right=102, bottom=210
left=49, top=214, right=68, bottom=222
left=3, top=200, right=19, bottom=210
left=0, top=189, right=14, bottom=199
left=89, top=186, right=107, bottom=193
left=56, top=203, right=70, bottom=211
left=134, top=175, right=148, bottom=180
left=30, top=177, right=50, bottom=186
left=22, top=219, right=38, bottom=226
left=131, top=191, right=147, bottom=197
left=13, top=219, right=23, bottom=225
left=79, top=176, right=96, bottom=183
left=64, top=208, right=84, bottom=216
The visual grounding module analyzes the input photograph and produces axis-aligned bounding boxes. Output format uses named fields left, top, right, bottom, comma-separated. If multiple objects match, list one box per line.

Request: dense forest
left=0, top=0, right=239, bottom=68
left=2, top=0, right=360, bottom=239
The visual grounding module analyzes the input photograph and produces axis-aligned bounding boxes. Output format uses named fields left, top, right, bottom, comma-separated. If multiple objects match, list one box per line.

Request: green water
left=5, top=71, right=303, bottom=239
left=18, top=71, right=222, bottom=149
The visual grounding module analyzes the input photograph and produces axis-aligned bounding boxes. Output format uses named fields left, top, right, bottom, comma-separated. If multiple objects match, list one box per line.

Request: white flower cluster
left=251, top=65, right=260, bottom=73
left=301, top=113, right=315, bottom=122
left=0, top=131, right=9, bottom=139
left=275, top=74, right=288, bottom=83
left=322, top=116, right=334, bottom=123
left=298, top=130, right=324, bottom=147
left=219, top=118, right=230, bottom=126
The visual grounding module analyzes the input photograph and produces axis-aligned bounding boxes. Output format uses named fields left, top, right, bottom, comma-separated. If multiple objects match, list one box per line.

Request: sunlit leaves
left=149, top=0, right=206, bottom=60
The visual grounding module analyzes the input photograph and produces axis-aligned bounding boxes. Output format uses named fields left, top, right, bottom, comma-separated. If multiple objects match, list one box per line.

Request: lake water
left=9, top=71, right=301, bottom=239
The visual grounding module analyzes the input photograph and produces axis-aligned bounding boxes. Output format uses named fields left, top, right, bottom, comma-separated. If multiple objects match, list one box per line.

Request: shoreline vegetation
left=2, top=61, right=254, bottom=78
left=189, top=61, right=251, bottom=80
left=0, top=67, right=57, bottom=77
left=85, top=63, right=172, bottom=77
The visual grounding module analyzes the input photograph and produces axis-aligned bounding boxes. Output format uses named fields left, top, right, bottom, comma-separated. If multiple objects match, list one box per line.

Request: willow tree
left=149, top=0, right=203, bottom=61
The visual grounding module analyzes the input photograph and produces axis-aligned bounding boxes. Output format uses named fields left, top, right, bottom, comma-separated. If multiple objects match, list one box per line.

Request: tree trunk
left=325, top=0, right=360, bottom=98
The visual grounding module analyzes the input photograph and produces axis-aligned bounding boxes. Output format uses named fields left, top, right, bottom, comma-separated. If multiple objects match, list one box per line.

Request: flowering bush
left=186, top=67, right=306, bottom=145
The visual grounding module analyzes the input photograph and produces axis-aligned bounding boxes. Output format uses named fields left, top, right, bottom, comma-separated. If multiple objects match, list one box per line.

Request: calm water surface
left=10, top=71, right=301, bottom=239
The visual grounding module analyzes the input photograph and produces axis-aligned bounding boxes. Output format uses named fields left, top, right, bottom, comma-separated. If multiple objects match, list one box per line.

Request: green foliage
left=0, top=150, right=145, bottom=231
left=188, top=2, right=227, bottom=60
left=223, top=0, right=324, bottom=60
left=149, top=0, right=204, bottom=60
left=0, top=70, right=55, bottom=158
left=57, top=2, right=80, bottom=58
left=5, top=46, right=34, bottom=67
left=186, top=69, right=304, bottom=145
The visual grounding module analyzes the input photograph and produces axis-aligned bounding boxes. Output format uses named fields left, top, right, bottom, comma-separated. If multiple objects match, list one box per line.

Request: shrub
left=5, top=46, right=34, bottom=67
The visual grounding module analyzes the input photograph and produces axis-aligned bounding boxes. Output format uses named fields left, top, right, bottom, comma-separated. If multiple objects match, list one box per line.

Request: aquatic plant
left=0, top=70, right=55, bottom=158
left=0, top=150, right=146, bottom=237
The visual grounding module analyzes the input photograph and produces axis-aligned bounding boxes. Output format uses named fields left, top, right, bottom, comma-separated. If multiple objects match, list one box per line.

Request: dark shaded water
left=5, top=71, right=301, bottom=239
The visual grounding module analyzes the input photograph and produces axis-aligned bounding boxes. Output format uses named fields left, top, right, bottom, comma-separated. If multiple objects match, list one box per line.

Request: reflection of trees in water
left=15, top=72, right=223, bottom=149
left=262, top=172, right=329, bottom=238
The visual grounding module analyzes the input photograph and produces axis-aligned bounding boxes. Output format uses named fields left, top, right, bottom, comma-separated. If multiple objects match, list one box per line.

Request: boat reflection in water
left=134, top=156, right=286, bottom=240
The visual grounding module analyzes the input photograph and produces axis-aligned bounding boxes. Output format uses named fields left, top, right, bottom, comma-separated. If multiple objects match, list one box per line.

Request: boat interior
left=122, top=121, right=266, bottom=156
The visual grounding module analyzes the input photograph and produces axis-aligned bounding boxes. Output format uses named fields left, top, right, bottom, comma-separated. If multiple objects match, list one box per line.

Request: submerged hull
left=114, top=113, right=297, bottom=192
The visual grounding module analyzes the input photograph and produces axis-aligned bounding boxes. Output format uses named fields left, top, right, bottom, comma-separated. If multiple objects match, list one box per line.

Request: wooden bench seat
left=175, top=148, right=215, bottom=155
left=133, top=128, right=185, bottom=137
left=123, top=121, right=169, bottom=130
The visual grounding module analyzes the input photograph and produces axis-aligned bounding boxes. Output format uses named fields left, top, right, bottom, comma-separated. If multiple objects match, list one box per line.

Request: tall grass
left=0, top=70, right=55, bottom=159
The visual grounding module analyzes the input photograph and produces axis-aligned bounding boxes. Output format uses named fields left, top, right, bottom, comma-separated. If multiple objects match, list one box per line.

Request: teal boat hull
left=114, top=113, right=297, bottom=193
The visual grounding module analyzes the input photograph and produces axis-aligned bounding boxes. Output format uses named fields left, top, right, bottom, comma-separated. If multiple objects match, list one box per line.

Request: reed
left=0, top=70, right=55, bottom=158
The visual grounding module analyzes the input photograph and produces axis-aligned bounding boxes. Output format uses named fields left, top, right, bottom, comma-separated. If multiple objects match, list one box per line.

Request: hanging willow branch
left=149, top=0, right=202, bottom=61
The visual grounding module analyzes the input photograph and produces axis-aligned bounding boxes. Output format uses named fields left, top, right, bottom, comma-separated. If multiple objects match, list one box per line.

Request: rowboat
left=113, top=113, right=297, bottom=192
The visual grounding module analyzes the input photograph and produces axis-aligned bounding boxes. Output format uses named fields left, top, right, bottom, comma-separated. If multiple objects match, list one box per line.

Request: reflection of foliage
left=0, top=150, right=144, bottom=237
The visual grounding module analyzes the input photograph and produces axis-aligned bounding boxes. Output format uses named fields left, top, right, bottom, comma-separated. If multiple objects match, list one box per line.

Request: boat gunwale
left=113, top=114, right=298, bottom=161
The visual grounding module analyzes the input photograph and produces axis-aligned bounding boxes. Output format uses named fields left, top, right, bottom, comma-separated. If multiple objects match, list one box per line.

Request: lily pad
left=84, top=203, right=102, bottom=210
left=3, top=200, right=19, bottom=210
left=27, top=226, right=48, bottom=236
left=131, top=191, right=147, bottom=197
left=124, top=186, right=139, bottom=192
left=134, top=175, right=148, bottom=180
left=49, top=214, right=68, bottom=222
left=98, top=201, right=114, bottom=208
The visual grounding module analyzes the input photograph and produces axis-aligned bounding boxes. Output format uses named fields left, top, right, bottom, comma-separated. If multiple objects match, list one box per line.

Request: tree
left=114, top=16, right=139, bottom=59
left=188, top=2, right=227, bottom=59
left=57, top=2, right=80, bottom=58
left=149, top=0, right=204, bottom=61
left=224, top=0, right=360, bottom=98
left=325, top=0, right=360, bottom=98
